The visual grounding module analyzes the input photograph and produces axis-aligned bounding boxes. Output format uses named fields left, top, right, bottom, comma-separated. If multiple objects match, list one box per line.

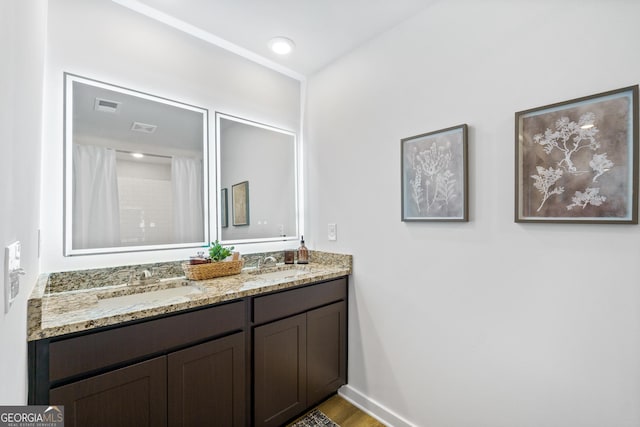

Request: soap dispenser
left=297, top=235, right=309, bottom=264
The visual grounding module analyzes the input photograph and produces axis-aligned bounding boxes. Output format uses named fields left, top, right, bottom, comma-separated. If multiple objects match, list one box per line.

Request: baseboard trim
left=337, top=385, right=417, bottom=427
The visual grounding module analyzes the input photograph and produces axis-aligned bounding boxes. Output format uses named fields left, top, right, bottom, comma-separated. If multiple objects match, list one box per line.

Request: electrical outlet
left=4, top=241, right=24, bottom=314
left=328, top=223, right=337, bottom=241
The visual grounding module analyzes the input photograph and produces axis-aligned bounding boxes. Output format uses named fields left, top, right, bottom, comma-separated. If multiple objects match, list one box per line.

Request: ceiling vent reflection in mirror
left=94, top=97, right=120, bottom=113
left=130, top=121, right=158, bottom=133
left=64, top=73, right=210, bottom=256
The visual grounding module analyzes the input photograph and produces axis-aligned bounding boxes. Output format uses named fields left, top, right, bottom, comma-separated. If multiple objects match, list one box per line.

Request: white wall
left=41, top=0, right=301, bottom=272
left=306, top=1, right=640, bottom=426
left=0, top=0, right=47, bottom=404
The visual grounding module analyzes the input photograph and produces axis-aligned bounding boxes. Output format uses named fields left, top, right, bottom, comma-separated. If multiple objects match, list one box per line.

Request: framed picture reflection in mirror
left=232, top=181, right=249, bottom=226
left=221, top=188, right=228, bottom=228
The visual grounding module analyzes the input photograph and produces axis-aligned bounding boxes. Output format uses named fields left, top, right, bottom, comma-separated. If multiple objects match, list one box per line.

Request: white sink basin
left=96, top=285, right=202, bottom=310
left=249, top=265, right=311, bottom=281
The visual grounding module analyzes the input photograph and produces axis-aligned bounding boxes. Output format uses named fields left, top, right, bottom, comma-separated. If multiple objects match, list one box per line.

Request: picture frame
left=232, top=181, right=250, bottom=226
left=515, top=86, right=639, bottom=224
left=220, top=188, right=228, bottom=228
left=401, top=124, right=468, bottom=221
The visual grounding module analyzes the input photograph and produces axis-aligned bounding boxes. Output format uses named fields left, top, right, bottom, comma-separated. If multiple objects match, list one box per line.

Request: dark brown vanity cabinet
left=253, top=278, right=347, bottom=427
left=31, top=301, right=247, bottom=427
left=29, top=276, right=348, bottom=427
left=48, top=333, right=245, bottom=427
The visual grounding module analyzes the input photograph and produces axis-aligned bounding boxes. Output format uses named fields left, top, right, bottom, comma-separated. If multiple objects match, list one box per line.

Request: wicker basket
left=182, top=259, right=244, bottom=280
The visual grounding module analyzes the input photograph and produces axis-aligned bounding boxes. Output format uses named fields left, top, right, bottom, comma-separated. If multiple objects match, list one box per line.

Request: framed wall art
left=515, top=86, right=638, bottom=224
left=401, top=124, right=468, bottom=221
left=232, top=181, right=250, bottom=226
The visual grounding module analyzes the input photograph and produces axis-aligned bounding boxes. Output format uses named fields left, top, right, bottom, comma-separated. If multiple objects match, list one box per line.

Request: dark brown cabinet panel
left=49, top=356, right=167, bottom=427
left=168, top=332, right=245, bottom=427
left=307, top=301, right=347, bottom=405
left=254, top=313, right=307, bottom=427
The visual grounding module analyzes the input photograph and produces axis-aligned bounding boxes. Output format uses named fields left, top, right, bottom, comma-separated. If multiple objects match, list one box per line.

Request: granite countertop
left=28, top=251, right=352, bottom=341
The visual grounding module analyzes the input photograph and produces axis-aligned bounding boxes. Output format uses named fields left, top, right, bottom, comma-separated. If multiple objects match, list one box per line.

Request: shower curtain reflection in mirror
left=72, top=144, right=121, bottom=249
left=172, top=156, right=204, bottom=242
left=72, top=146, right=204, bottom=250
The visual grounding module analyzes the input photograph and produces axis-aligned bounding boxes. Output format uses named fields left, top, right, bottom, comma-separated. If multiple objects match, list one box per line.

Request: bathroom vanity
left=27, top=251, right=351, bottom=427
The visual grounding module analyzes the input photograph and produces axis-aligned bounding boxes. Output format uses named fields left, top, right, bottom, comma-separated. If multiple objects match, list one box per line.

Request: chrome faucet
left=257, top=256, right=278, bottom=271
left=127, top=269, right=159, bottom=285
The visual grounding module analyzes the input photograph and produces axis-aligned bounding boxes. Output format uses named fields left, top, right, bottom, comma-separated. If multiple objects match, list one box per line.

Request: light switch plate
left=328, top=223, right=337, bottom=241
left=4, top=241, right=21, bottom=314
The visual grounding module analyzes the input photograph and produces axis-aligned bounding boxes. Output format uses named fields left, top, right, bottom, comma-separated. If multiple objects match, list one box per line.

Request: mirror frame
left=63, top=73, right=210, bottom=256
left=215, top=112, right=299, bottom=245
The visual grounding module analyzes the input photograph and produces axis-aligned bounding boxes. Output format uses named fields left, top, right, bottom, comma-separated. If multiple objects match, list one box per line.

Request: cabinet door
left=254, top=314, right=307, bottom=427
left=307, top=301, right=347, bottom=405
left=49, top=356, right=167, bottom=427
left=168, top=332, right=245, bottom=427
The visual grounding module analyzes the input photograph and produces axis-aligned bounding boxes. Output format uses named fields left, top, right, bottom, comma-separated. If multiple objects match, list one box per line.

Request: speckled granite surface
left=28, top=251, right=352, bottom=341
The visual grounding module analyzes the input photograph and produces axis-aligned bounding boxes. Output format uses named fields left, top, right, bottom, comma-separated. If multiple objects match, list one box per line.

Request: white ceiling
left=120, top=0, right=436, bottom=77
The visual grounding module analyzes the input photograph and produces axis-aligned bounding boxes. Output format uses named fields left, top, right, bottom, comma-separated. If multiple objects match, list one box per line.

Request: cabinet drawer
left=253, top=278, right=346, bottom=325
left=49, top=300, right=245, bottom=382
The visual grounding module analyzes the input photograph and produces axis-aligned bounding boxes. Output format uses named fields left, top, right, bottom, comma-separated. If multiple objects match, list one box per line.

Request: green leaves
left=208, top=240, right=235, bottom=262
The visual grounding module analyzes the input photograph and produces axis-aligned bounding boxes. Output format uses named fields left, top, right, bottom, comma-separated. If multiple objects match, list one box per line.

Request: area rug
left=290, top=409, right=340, bottom=427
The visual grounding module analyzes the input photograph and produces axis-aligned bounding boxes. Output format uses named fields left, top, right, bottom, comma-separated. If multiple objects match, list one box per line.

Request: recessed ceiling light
left=131, top=152, right=144, bottom=159
left=268, top=37, right=295, bottom=55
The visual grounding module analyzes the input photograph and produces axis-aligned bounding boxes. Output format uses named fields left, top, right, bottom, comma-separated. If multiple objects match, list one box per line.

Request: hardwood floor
left=289, top=394, right=386, bottom=426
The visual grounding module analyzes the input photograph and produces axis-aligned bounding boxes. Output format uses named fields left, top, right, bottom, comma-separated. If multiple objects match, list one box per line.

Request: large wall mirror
left=64, top=73, right=209, bottom=255
left=216, top=113, right=298, bottom=244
